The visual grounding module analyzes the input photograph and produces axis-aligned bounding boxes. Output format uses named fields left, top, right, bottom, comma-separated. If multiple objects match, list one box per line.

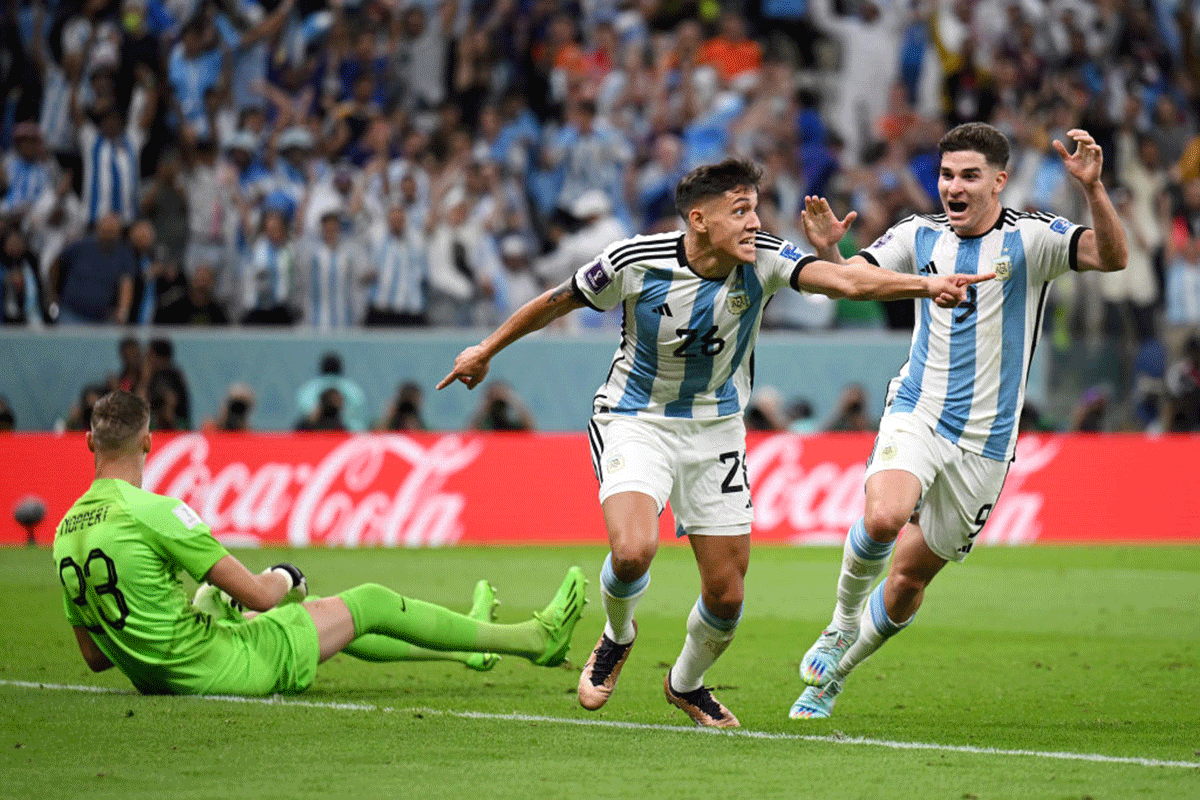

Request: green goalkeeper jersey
left=53, top=478, right=231, bottom=694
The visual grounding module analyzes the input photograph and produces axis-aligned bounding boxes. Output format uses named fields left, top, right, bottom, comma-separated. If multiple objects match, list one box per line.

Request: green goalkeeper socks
left=338, top=583, right=546, bottom=660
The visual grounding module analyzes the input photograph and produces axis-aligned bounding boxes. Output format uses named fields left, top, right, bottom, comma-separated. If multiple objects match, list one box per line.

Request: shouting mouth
left=947, top=200, right=968, bottom=214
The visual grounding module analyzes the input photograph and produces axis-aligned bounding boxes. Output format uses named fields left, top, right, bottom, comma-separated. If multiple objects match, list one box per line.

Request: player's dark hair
left=675, top=159, right=763, bottom=218
left=938, top=122, right=1010, bottom=170
left=90, top=391, right=150, bottom=452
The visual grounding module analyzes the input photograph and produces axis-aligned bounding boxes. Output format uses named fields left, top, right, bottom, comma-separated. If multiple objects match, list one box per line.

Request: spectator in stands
left=468, top=380, right=535, bottom=432
left=380, top=380, right=427, bottom=431
left=745, top=386, right=789, bottom=432
left=295, top=386, right=349, bottom=431
left=824, top=383, right=875, bottom=433
left=0, top=394, right=13, bottom=432
left=1069, top=385, right=1111, bottom=433
left=364, top=204, right=427, bottom=327
left=157, top=262, right=229, bottom=326
left=0, top=123, right=53, bottom=225
left=26, top=169, right=86, bottom=285
left=492, top=233, right=542, bottom=322
left=111, top=335, right=143, bottom=395
left=425, top=186, right=497, bottom=327
left=700, top=9, right=762, bottom=90
left=1166, top=335, right=1200, bottom=432
left=70, top=63, right=158, bottom=227
left=295, top=352, right=369, bottom=432
left=544, top=97, right=633, bottom=231
left=1, top=228, right=47, bottom=326
left=210, top=383, right=257, bottom=432
left=145, top=337, right=193, bottom=430
left=301, top=209, right=367, bottom=329
left=48, top=212, right=137, bottom=324
left=182, top=136, right=231, bottom=277
left=240, top=208, right=298, bottom=324
left=139, top=149, right=191, bottom=269
left=64, top=382, right=108, bottom=432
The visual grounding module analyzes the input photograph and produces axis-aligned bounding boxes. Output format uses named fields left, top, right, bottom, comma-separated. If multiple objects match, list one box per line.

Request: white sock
left=600, top=552, right=648, bottom=645
left=831, top=517, right=895, bottom=632
left=835, top=579, right=913, bottom=680
left=669, top=598, right=739, bottom=693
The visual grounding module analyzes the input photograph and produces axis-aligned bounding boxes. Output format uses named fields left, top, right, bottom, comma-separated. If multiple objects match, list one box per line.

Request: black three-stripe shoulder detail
left=608, top=234, right=683, bottom=264
left=609, top=242, right=681, bottom=272
left=755, top=230, right=785, bottom=249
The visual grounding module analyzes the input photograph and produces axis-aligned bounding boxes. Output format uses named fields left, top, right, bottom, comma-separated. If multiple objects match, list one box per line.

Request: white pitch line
left=4, top=679, right=1197, bottom=770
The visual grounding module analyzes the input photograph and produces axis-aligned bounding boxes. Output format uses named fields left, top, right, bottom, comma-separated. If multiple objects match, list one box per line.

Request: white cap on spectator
left=500, top=234, right=528, bottom=259
left=277, top=126, right=314, bottom=151
left=225, top=130, right=258, bottom=153
left=571, top=190, right=610, bottom=219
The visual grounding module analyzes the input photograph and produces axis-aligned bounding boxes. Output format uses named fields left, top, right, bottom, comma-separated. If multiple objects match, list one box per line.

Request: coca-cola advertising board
left=2, top=432, right=1198, bottom=546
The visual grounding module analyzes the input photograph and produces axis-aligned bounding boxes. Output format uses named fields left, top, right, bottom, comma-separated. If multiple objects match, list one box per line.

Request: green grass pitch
left=2, top=543, right=1197, bottom=800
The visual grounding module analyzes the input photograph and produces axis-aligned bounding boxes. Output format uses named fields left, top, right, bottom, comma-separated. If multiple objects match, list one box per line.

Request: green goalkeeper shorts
left=201, top=603, right=320, bottom=695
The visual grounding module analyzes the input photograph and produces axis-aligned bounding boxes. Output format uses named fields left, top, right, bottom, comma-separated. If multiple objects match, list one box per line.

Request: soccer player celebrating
left=54, top=391, right=587, bottom=696
left=789, top=123, right=1127, bottom=719
left=439, top=159, right=988, bottom=727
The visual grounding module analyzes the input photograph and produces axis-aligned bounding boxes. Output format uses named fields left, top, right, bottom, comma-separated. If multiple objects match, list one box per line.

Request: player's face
left=700, top=187, right=760, bottom=264
left=938, top=150, right=1006, bottom=237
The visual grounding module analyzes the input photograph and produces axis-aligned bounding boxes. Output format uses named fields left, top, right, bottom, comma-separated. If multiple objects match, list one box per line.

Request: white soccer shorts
left=864, top=412, right=1010, bottom=561
left=588, top=413, right=753, bottom=537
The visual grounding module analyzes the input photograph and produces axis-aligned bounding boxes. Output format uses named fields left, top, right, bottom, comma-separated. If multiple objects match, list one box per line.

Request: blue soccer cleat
left=799, top=627, right=856, bottom=686
left=788, top=679, right=843, bottom=720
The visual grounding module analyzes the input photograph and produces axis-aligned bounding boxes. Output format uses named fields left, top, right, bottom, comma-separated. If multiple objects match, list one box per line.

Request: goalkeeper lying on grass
left=53, top=390, right=587, bottom=696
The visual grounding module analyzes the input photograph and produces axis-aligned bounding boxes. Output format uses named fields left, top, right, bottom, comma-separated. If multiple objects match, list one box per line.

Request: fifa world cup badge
left=993, top=256, right=1012, bottom=282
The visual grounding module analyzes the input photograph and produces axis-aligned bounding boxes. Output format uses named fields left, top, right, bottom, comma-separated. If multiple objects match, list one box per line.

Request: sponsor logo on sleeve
left=172, top=503, right=203, bottom=529
left=1049, top=217, right=1071, bottom=234
left=779, top=243, right=805, bottom=262
left=583, top=260, right=611, bottom=292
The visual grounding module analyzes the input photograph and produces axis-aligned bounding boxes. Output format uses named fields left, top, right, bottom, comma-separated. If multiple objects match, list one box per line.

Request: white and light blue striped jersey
left=303, top=240, right=364, bottom=329
left=573, top=230, right=806, bottom=420
left=79, top=122, right=145, bottom=226
left=369, top=230, right=426, bottom=315
left=0, top=154, right=51, bottom=215
left=860, top=208, right=1086, bottom=461
left=242, top=237, right=295, bottom=312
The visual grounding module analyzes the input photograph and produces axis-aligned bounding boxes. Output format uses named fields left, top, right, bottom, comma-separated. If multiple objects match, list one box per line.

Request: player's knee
left=609, top=542, right=656, bottom=578
left=338, top=582, right=394, bottom=633
left=863, top=503, right=909, bottom=541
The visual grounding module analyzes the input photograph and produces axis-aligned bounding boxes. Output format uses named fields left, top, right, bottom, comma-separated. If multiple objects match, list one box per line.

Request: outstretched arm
left=795, top=255, right=994, bottom=306
left=438, top=281, right=585, bottom=390
left=1054, top=129, right=1127, bottom=273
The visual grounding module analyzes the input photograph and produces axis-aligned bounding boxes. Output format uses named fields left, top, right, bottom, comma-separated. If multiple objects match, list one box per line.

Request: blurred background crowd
left=1, top=0, right=1199, bottom=433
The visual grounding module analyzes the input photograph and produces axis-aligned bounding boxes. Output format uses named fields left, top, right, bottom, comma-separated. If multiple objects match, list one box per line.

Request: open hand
left=1052, top=129, right=1103, bottom=189
left=801, top=195, right=857, bottom=256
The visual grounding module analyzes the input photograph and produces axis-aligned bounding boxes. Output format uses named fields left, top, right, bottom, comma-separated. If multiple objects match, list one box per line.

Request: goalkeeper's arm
left=204, top=556, right=307, bottom=612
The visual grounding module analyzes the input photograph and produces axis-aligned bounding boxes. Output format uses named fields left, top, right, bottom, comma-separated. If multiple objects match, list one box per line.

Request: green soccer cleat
left=799, top=627, right=857, bottom=686
left=531, top=566, right=588, bottom=667
left=788, top=679, right=843, bottom=720
left=465, top=580, right=501, bottom=671
left=192, top=582, right=247, bottom=625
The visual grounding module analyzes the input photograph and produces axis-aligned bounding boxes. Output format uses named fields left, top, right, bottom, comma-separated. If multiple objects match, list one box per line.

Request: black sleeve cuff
left=1068, top=226, right=1087, bottom=271
left=857, top=250, right=879, bottom=266
left=789, top=255, right=818, bottom=291
left=570, top=275, right=603, bottom=311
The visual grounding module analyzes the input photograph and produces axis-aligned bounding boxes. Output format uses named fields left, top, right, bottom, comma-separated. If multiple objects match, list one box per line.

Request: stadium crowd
left=1, top=0, right=1199, bottom=431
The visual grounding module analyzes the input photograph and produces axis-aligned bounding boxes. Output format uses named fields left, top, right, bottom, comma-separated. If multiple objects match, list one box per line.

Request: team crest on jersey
left=880, top=442, right=898, bottom=463
left=605, top=454, right=625, bottom=473
left=583, top=260, right=610, bottom=292
left=727, top=289, right=749, bottom=315
left=992, top=255, right=1012, bottom=281
left=1049, top=217, right=1071, bottom=235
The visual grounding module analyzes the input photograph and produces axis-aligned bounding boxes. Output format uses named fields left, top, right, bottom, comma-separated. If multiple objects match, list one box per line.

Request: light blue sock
left=832, top=517, right=895, bottom=632
left=601, top=552, right=649, bottom=644
left=835, top=579, right=915, bottom=680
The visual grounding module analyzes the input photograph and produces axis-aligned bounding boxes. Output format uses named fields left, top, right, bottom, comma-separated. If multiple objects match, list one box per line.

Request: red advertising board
left=2, top=432, right=1198, bottom=546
